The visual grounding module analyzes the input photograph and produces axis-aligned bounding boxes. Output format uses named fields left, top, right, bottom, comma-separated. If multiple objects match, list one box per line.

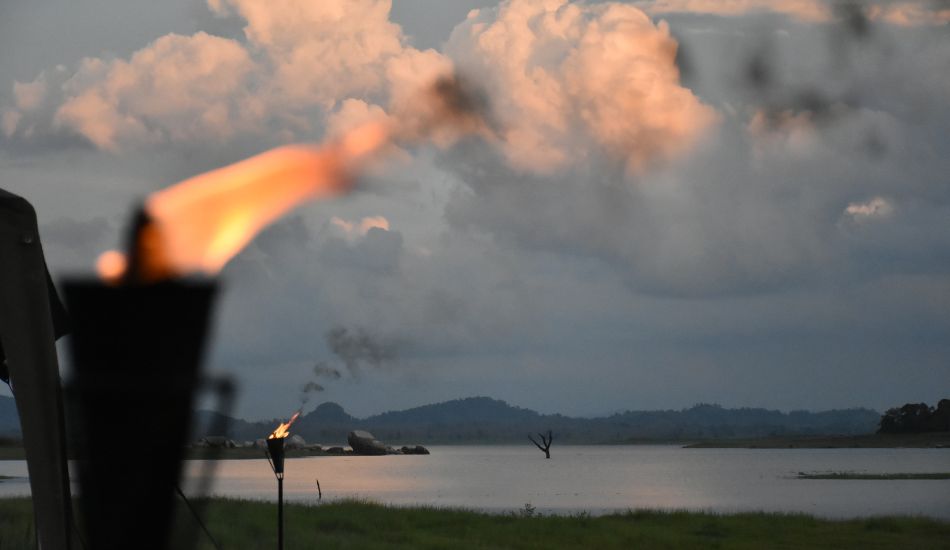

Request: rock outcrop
left=400, top=445, right=430, bottom=455
left=197, top=436, right=236, bottom=448
left=347, top=430, right=388, bottom=455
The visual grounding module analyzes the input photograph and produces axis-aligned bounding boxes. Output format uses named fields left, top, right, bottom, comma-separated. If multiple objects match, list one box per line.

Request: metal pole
left=277, top=475, right=284, bottom=550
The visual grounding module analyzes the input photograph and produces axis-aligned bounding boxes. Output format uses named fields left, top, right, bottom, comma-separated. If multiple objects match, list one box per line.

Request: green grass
left=797, top=472, right=950, bottom=480
left=1, top=498, right=949, bottom=549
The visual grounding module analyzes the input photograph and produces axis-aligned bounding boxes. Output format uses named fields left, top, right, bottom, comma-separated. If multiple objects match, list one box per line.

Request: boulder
left=400, top=445, right=430, bottom=455
left=347, top=430, right=388, bottom=455
left=199, top=436, right=235, bottom=448
left=326, top=446, right=345, bottom=454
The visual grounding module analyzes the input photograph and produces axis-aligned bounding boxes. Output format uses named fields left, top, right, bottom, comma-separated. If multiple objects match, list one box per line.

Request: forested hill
left=193, top=396, right=881, bottom=444
left=0, top=394, right=881, bottom=444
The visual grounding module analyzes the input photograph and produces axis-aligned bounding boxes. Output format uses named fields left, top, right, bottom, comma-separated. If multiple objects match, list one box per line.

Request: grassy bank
left=1, top=498, right=949, bottom=549
left=684, top=432, right=950, bottom=449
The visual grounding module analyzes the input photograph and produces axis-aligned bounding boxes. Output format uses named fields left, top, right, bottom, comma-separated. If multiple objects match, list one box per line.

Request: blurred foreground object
left=64, top=279, right=220, bottom=550
left=0, top=188, right=74, bottom=549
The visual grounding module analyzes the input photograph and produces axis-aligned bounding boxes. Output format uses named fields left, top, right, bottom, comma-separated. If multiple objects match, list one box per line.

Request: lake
left=2, top=445, right=948, bottom=518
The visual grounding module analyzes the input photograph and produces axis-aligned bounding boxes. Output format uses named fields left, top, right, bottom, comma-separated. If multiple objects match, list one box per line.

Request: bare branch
left=529, top=431, right=553, bottom=458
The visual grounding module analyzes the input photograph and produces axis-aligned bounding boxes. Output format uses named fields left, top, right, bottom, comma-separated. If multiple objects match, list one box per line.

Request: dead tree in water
left=528, top=431, right=553, bottom=459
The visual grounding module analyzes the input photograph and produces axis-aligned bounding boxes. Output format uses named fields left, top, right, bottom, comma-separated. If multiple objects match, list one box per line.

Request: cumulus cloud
left=3, top=0, right=452, bottom=152
left=3, top=0, right=719, bottom=178
left=4, top=0, right=949, bottom=417
left=446, top=0, right=716, bottom=174
left=436, top=2, right=950, bottom=296
left=5, top=0, right=945, bottom=302
left=219, top=0, right=404, bottom=105
left=54, top=32, right=257, bottom=150
left=2, top=68, right=68, bottom=142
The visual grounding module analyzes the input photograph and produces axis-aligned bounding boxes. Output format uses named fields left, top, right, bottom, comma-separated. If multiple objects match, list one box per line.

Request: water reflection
left=2, top=446, right=948, bottom=518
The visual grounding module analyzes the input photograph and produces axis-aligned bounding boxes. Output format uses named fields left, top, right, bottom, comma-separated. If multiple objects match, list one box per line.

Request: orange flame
left=101, top=120, right=391, bottom=282
left=94, top=74, right=488, bottom=282
left=268, top=411, right=301, bottom=440
left=147, top=121, right=389, bottom=280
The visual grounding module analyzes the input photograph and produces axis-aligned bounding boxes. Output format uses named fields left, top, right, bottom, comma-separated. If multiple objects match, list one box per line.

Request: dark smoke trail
left=325, top=325, right=398, bottom=376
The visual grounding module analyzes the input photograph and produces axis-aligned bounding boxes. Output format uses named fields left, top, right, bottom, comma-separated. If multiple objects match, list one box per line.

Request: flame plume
left=131, top=122, right=388, bottom=282
left=96, top=74, right=489, bottom=283
left=268, top=411, right=301, bottom=440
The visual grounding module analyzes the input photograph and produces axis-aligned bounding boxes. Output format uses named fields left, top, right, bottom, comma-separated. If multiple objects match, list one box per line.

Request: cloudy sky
left=1, top=0, right=948, bottom=420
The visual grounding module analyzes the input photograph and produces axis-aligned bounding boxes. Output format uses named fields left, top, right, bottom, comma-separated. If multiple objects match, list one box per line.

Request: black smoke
left=326, top=325, right=399, bottom=376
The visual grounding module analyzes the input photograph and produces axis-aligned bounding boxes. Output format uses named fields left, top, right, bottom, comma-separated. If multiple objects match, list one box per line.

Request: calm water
left=2, top=446, right=948, bottom=518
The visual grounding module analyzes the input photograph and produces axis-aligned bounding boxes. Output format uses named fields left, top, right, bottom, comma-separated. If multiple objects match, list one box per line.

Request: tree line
left=878, top=399, right=950, bottom=434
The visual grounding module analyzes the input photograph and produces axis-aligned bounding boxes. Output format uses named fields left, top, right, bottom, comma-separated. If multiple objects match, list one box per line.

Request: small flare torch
left=265, top=412, right=299, bottom=550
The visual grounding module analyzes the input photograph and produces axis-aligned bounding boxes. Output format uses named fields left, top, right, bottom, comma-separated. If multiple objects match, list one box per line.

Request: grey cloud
left=438, top=14, right=950, bottom=298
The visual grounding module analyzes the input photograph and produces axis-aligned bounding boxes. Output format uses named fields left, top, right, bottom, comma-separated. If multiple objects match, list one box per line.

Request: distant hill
left=1, top=394, right=882, bottom=445
left=189, top=396, right=881, bottom=445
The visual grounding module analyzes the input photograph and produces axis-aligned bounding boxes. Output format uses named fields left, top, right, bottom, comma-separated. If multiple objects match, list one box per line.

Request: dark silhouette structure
left=528, top=430, right=553, bottom=459
left=64, top=279, right=218, bottom=550
left=266, top=437, right=287, bottom=550
left=0, top=188, right=74, bottom=549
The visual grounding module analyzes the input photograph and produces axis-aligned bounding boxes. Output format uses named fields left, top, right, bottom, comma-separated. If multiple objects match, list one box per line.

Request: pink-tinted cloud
left=447, top=0, right=717, bottom=174
left=866, top=2, right=950, bottom=26
left=217, top=0, right=409, bottom=106
left=7, top=0, right=716, bottom=177
left=8, top=0, right=451, bottom=151
left=54, top=32, right=257, bottom=150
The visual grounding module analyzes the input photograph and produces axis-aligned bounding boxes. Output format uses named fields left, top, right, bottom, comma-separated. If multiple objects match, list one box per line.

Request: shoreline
left=2, top=433, right=950, bottom=461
